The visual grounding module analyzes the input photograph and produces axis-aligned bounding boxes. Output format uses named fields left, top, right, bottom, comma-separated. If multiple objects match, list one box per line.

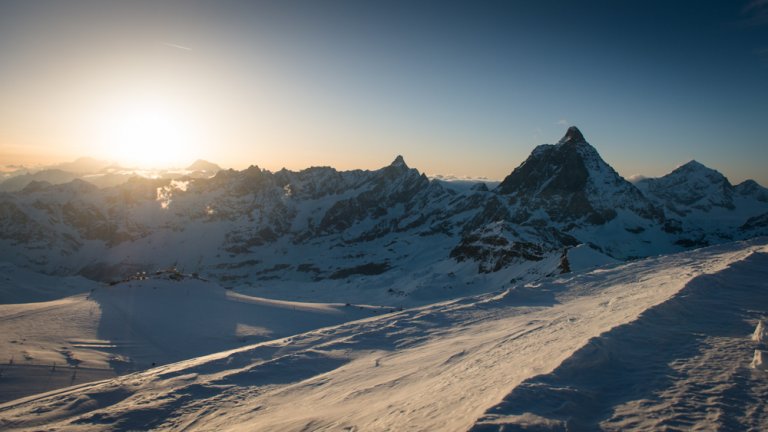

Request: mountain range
left=1, top=127, right=766, bottom=306
left=0, top=158, right=222, bottom=192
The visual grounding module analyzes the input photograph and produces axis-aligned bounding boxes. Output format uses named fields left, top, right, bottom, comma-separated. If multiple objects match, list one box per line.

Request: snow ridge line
left=471, top=245, right=768, bottom=431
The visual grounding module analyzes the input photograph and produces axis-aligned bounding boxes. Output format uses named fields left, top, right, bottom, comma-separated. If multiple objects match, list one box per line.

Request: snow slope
left=2, top=238, right=765, bottom=431
left=0, top=262, right=100, bottom=304
left=0, top=272, right=385, bottom=403
left=472, top=242, right=768, bottom=430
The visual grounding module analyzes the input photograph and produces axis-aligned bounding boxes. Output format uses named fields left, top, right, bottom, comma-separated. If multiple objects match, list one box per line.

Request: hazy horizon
left=1, top=1, right=767, bottom=185
left=2, top=128, right=766, bottom=188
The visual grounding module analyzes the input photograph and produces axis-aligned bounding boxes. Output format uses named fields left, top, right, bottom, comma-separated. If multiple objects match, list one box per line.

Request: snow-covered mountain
left=496, top=126, right=660, bottom=224
left=2, top=239, right=765, bottom=430
left=454, top=127, right=669, bottom=271
left=636, top=159, right=768, bottom=246
left=636, top=160, right=735, bottom=215
left=1, top=127, right=766, bottom=304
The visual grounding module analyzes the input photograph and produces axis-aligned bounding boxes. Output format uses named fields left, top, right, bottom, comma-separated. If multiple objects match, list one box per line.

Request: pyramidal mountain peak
left=495, top=126, right=660, bottom=226
left=390, top=155, right=408, bottom=169
left=558, top=126, right=586, bottom=145
left=497, top=126, right=611, bottom=195
left=679, top=160, right=706, bottom=170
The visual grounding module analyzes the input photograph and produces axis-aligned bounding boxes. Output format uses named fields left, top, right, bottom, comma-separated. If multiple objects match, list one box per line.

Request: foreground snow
left=1, top=239, right=767, bottom=430
left=0, top=272, right=385, bottom=403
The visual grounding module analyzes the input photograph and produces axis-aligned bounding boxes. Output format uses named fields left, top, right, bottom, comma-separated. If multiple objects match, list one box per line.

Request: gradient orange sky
left=1, top=1, right=767, bottom=184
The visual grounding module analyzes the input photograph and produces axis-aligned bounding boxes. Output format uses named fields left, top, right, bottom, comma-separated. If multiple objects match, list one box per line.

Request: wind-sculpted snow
left=1, top=239, right=765, bottom=431
left=0, top=271, right=386, bottom=403
left=472, top=245, right=768, bottom=431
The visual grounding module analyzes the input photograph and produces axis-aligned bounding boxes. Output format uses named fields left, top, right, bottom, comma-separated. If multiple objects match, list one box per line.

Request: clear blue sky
left=1, top=0, right=766, bottom=184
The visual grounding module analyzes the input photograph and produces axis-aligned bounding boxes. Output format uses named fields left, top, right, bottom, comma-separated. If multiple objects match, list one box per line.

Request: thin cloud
left=556, top=119, right=568, bottom=126
left=163, top=42, right=193, bottom=51
left=744, top=0, right=768, bottom=12
left=741, top=0, right=768, bottom=26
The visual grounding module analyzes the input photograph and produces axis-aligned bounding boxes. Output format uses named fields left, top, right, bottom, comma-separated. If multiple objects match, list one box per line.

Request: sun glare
left=97, top=100, right=197, bottom=169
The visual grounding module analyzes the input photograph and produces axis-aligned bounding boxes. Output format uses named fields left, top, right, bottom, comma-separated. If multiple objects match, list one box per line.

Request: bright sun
left=98, top=100, right=196, bottom=168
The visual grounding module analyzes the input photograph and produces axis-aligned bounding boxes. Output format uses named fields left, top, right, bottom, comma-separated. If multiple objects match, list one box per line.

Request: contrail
left=163, top=42, right=193, bottom=51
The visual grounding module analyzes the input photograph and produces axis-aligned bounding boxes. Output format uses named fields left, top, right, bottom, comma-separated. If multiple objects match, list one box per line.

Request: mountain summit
left=390, top=155, right=408, bottom=168
left=558, top=126, right=586, bottom=144
left=636, top=160, right=735, bottom=215
left=495, top=126, right=659, bottom=225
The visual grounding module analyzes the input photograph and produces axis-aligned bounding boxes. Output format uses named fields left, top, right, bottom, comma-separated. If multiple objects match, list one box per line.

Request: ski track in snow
left=0, top=240, right=766, bottom=431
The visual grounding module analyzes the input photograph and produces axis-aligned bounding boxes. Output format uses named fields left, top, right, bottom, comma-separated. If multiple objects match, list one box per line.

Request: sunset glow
left=0, top=1, right=766, bottom=182
left=96, top=99, right=198, bottom=168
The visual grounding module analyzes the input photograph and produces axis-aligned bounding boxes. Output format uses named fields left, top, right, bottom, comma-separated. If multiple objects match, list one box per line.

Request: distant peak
left=670, top=160, right=729, bottom=184
left=186, top=159, right=222, bottom=172
left=390, top=155, right=408, bottom=169
left=557, top=126, right=586, bottom=145
left=673, top=160, right=719, bottom=175
left=679, top=160, right=706, bottom=170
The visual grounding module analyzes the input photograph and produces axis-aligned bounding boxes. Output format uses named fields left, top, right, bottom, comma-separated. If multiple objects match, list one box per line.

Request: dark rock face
left=741, top=212, right=768, bottom=233
left=497, top=142, right=589, bottom=196
left=451, top=229, right=545, bottom=273
left=329, top=262, right=391, bottom=279
left=318, top=157, right=432, bottom=237
left=495, top=127, right=660, bottom=225
left=559, top=126, right=586, bottom=144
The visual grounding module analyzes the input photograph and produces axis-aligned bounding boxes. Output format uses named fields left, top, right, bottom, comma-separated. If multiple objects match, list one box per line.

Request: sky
left=0, top=0, right=766, bottom=184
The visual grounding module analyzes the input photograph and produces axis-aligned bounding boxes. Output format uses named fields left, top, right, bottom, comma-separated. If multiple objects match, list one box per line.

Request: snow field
left=1, top=239, right=765, bottom=431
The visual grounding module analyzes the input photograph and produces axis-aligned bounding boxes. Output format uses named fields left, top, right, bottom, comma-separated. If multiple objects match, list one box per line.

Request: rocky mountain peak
left=496, top=127, right=659, bottom=224
left=497, top=127, right=598, bottom=196
left=558, top=126, right=586, bottom=145
left=390, top=155, right=408, bottom=169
